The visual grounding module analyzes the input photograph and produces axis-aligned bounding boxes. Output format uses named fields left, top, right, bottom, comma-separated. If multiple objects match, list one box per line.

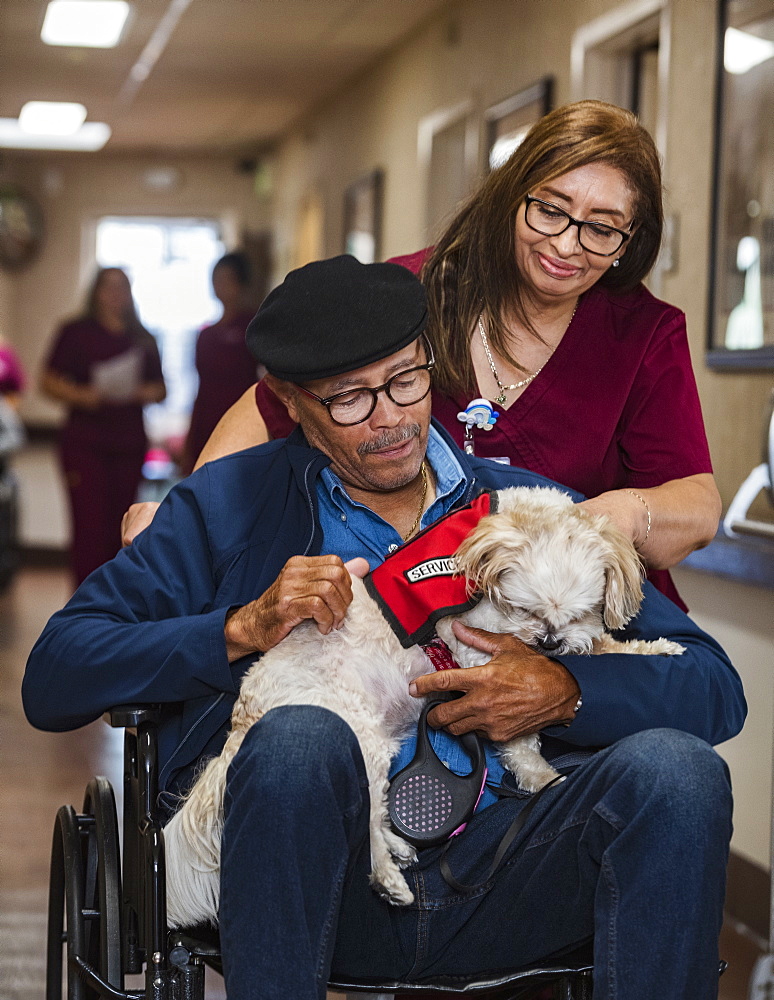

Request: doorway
left=95, top=216, right=225, bottom=446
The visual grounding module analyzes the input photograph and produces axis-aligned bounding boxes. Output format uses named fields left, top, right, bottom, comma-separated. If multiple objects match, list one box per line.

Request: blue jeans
left=219, top=706, right=732, bottom=1000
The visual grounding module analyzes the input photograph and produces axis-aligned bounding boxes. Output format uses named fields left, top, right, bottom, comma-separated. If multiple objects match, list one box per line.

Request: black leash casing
left=388, top=697, right=487, bottom=849
left=387, top=694, right=566, bottom=892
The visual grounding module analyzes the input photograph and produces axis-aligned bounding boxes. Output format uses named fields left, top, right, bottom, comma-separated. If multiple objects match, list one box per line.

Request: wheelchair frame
left=46, top=705, right=595, bottom=1000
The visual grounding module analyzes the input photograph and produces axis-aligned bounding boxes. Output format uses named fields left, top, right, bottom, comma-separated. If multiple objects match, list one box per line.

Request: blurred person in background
left=0, top=331, right=26, bottom=464
left=0, top=332, right=26, bottom=588
left=180, top=251, right=259, bottom=475
left=0, top=333, right=26, bottom=409
left=41, top=266, right=166, bottom=585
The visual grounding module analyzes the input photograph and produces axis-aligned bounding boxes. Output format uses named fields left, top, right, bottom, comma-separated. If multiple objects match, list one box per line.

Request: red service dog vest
left=364, top=491, right=497, bottom=648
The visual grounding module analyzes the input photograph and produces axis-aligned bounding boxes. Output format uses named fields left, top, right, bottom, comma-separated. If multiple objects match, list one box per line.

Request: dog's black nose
left=538, top=633, right=561, bottom=652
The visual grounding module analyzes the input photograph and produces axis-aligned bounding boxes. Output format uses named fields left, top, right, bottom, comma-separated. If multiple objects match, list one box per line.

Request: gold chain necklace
left=402, top=461, right=428, bottom=540
left=478, top=304, right=577, bottom=406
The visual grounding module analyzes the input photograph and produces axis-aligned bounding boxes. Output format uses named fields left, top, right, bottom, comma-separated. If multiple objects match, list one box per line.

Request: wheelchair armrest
left=106, top=705, right=162, bottom=728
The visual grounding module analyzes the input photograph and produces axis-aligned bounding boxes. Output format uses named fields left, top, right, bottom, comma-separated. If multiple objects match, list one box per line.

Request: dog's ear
left=454, top=512, right=528, bottom=603
left=598, top=518, right=645, bottom=630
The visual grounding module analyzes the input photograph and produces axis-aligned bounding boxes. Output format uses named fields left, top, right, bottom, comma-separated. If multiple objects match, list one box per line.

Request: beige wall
left=272, top=0, right=579, bottom=274
left=1, top=152, right=270, bottom=426
left=673, top=566, right=774, bottom=871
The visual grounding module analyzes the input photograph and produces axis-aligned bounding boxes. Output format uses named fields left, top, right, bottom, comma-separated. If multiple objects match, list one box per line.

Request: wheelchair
left=45, top=704, right=597, bottom=1000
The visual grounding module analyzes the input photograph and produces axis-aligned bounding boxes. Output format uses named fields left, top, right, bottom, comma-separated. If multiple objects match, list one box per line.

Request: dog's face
left=453, top=487, right=644, bottom=655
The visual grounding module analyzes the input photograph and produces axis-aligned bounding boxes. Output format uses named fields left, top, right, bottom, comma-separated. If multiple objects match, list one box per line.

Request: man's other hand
left=224, top=555, right=369, bottom=661
left=409, top=621, right=581, bottom=741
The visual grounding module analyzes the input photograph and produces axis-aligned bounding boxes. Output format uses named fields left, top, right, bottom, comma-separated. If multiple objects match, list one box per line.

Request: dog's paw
left=516, top=764, right=562, bottom=795
left=596, top=635, right=685, bottom=656
left=370, top=865, right=414, bottom=906
left=646, top=638, right=685, bottom=656
left=382, top=828, right=417, bottom=868
left=500, top=739, right=562, bottom=795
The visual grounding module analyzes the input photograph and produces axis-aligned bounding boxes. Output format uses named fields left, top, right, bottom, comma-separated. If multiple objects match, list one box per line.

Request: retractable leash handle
left=388, top=695, right=488, bottom=849
left=388, top=692, right=567, bottom=893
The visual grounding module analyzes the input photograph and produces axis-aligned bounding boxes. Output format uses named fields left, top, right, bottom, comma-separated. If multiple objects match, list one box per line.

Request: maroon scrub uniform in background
left=45, top=317, right=164, bottom=584
left=182, top=311, right=257, bottom=475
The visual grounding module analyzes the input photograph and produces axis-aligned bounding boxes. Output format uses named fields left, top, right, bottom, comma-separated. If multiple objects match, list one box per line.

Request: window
left=418, top=101, right=478, bottom=240
left=485, top=79, right=553, bottom=173
left=95, top=216, right=224, bottom=441
left=707, top=0, right=774, bottom=368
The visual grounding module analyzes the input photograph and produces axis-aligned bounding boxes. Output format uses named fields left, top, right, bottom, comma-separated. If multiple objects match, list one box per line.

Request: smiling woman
left=409, top=102, right=720, bottom=609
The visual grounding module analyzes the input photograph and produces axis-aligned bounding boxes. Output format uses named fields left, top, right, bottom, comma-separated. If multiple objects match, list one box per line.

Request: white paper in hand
left=90, top=348, right=143, bottom=403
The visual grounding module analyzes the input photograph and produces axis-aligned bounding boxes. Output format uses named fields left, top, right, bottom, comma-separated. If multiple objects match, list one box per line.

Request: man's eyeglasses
left=296, top=339, right=435, bottom=426
left=524, top=195, right=632, bottom=257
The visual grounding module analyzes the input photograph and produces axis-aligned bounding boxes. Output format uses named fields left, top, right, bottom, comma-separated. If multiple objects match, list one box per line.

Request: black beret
left=245, top=255, right=427, bottom=382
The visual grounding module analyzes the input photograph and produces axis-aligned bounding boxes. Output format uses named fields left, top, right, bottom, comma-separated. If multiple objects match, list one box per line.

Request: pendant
left=496, top=392, right=507, bottom=405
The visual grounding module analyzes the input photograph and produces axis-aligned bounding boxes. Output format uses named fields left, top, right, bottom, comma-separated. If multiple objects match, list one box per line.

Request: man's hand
left=409, top=621, right=581, bottom=741
left=121, top=501, right=160, bottom=546
left=224, top=556, right=369, bottom=661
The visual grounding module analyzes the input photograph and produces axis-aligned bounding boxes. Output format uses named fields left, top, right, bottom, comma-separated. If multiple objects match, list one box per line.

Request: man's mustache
left=357, top=424, right=421, bottom=455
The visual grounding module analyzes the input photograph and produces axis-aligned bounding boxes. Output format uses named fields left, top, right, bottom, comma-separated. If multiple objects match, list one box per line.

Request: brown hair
left=84, top=267, right=153, bottom=345
left=422, top=100, right=664, bottom=397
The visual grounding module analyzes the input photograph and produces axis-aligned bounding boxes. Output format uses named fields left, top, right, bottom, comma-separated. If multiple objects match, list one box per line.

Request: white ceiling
left=0, top=0, right=451, bottom=154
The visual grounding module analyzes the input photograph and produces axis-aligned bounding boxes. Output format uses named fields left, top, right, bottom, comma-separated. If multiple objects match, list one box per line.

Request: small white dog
left=164, top=486, right=683, bottom=927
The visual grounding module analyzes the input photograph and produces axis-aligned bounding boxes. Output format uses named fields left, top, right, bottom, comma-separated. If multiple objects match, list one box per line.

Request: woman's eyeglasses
left=524, top=195, right=632, bottom=257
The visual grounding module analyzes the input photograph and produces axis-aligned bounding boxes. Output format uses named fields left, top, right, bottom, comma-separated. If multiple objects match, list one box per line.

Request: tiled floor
left=0, top=565, right=766, bottom=999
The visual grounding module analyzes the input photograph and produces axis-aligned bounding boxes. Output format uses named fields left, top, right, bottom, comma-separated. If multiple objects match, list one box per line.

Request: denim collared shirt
left=317, top=426, right=506, bottom=808
left=318, top=426, right=467, bottom=565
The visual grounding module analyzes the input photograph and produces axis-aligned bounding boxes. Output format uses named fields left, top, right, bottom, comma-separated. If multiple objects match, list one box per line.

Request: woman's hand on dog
left=224, top=556, right=370, bottom=660
left=121, top=501, right=161, bottom=546
left=409, top=621, right=581, bottom=741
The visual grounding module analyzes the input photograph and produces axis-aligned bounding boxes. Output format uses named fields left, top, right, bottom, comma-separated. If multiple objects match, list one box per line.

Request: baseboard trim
left=21, top=424, right=59, bottom=445
left=727, top=849, right=770, bottom=943
left=18, top=546, right=69, bottom=568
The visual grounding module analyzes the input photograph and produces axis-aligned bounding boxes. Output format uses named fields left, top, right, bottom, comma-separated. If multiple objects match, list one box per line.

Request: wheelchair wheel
left=47, top=778, right=123, bottom=1000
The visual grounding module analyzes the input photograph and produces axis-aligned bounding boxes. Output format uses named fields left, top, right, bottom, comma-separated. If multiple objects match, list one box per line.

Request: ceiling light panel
left=0, top=119, right=111, bottom=150
left=19, top=101, right=87, bottom=135
left=41, top=1, right=130, bottom=48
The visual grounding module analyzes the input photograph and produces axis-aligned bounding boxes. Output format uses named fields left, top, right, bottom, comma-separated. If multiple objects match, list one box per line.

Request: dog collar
left=421, top=637, right=460, bottom=671
left=364, top=491, right=497, bottom=648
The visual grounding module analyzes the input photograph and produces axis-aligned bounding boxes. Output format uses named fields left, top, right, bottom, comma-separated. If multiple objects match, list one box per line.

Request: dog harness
left=364, top=491, right=498, bottom=648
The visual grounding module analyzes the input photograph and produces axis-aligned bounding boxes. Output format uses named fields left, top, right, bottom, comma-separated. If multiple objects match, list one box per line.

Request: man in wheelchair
left=25, top=256, right=746, bottom=1000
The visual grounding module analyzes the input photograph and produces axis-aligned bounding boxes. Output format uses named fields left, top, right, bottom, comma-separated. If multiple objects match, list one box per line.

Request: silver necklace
left=478, top=304, right=577, bottom=405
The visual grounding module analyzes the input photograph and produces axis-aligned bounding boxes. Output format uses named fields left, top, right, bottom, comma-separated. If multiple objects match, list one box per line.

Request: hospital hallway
left=0, top=565, right=765, bottom=1000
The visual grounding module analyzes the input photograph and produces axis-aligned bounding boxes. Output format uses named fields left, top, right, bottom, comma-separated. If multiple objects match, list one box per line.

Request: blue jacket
left=23, top=422, right=746, bottom=800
